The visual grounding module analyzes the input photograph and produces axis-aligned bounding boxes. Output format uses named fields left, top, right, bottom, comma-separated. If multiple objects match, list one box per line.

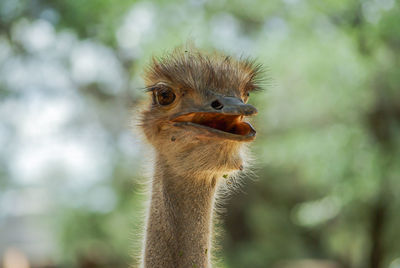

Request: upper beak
left=214, top=96, right=258, bottom=116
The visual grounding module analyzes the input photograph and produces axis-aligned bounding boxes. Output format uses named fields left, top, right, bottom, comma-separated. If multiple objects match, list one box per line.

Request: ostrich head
left=140, top=48, right=263, bottom=178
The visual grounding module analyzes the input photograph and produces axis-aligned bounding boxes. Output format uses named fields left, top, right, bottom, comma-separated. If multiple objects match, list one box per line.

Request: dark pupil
left=157, top=89, right=175, bottom=105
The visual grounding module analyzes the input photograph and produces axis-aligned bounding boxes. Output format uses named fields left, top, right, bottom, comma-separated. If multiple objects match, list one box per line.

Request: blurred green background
left=1, top=0, right=400, bottom=268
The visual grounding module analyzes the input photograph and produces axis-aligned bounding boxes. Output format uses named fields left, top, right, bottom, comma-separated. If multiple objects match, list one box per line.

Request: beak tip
left=247, top=107, right=258, bottom=116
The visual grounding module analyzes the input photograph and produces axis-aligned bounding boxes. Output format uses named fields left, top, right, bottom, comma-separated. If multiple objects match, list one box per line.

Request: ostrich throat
left=144, top=154, right=217, bottom=268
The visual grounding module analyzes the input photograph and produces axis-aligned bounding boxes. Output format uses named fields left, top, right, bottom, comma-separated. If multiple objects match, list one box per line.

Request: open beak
left=171, top=96, right=258, bottom=142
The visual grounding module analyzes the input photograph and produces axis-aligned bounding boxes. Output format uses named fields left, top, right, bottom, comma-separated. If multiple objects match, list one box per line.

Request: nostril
left=211, top=100, right=224, bottom=110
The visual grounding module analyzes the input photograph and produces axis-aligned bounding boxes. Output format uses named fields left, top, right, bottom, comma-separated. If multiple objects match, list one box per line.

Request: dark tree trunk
left=368, top=198, right=387, bottom=268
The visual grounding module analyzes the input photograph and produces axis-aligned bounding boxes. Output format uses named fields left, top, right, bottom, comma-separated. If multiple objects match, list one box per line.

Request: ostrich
left=139, top=48, right=263, bottom=268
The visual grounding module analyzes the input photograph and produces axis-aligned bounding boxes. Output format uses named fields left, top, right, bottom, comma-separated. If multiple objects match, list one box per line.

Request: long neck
left=142, top=155, right=217, bottom=268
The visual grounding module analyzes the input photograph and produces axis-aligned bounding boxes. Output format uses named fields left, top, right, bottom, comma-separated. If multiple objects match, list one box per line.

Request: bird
left=138, top=47, right=263, bottom=268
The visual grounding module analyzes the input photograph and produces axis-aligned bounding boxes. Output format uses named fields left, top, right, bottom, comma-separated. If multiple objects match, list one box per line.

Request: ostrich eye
left=155, top=88, right=176, bottom=106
